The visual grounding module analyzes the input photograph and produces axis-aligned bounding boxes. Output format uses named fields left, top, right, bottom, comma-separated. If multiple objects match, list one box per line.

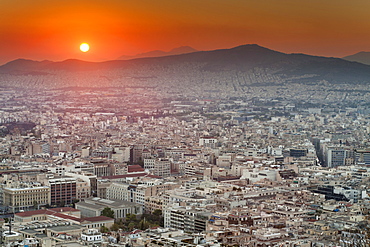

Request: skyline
left=1, top=0, right=370, bottom=65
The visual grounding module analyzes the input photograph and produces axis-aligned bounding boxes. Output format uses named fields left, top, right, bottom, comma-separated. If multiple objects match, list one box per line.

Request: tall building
left=93, top=162, right=113, bottom=177
left=131, top=145, right=144, bottom=164
left=81, top=146, right=91, bottom=158
left=144, top=158, right=171, bottom=177
left=48, top=177, right=76, bottom=207
left=325, top=147, right=353, bottom=167
left=153, top=158, right=171, bottom=177
left=112, top=146, right=131, bottom=163
left=144, top=158, right=155, bottom=170
left=76, top=179, right=91, bottom=200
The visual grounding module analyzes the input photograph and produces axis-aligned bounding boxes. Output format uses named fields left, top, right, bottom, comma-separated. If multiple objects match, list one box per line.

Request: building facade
left=3, top=185, right=50, bottom=212
left=48, top=177, right=76, bottom=207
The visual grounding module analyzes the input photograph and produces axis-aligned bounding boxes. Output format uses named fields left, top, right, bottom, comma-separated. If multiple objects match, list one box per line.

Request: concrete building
left=75, top=197, right=142, bottom=218
left=153, top=158, right=171, bottom=177
left=355, top=149, right=370, bottom=165
left=199, top=137, right=218, bottom=148
left=76, top=178, right=91, bottom=200
left=47, top=177, right=77, bottom=207
left=3, top=184, right=50, bottom=212
left=326, top=148, right=347, bottom=167
left=164, top=205, right=212, bottom=233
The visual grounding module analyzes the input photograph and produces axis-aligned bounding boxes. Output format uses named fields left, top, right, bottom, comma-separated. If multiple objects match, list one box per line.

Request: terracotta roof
left=101, top=173, right=162, bottom=179
left=16, top=209, right=48, bottom=217
left=51, top=212, right=83, bottom=222
left=127, top=165, right=145, bottom=173
left=130, top=229, right=143, bottom=234
left=82, top=216, right=114, bottom=222
left=49, top=207, right=80, bottom=212
left=15, top=207, right=80, bottom=218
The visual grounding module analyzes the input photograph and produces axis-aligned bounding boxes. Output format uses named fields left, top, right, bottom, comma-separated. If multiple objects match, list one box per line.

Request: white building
left=241, top=168, right=278, bottom=182
left=199, top=137, right=218, bottom=148
left=81, top=228, right=102, bottom=244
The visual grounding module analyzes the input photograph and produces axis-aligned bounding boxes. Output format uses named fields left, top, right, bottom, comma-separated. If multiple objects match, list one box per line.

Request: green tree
left=100, top=226, right=109, bottom=233
left=72, top=199, right=80, bottom=207
left=125, top=213, right=137, bottom=222
left=138, top=219, right=150, bottom=230
left=110, top=223, right=120, bottom=231
left=153, top=209, right=162, bottom=216
left=101, top=207, right=115, bottom=219
left=127, top=222, right=136, bottom=231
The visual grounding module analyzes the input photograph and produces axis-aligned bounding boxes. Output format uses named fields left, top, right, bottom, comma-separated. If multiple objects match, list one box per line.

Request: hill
left=343, top=51, right=370, bottom=65
left=1, top=44, right=370, bottom=89
left=117, top=46, right=198, bottom=60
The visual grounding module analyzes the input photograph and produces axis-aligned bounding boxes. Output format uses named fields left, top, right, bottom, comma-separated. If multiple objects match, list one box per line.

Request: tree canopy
left=101, top=207, right=115, bottom=218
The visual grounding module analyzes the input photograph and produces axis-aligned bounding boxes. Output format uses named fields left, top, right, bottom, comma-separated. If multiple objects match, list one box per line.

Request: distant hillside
left=118, top=46, right=198, bottom=60
left=1, top=44, right=370, bottom=89
left=0, top=59, right=53, bottom=75
left=343, top=51, right=370, bottom=65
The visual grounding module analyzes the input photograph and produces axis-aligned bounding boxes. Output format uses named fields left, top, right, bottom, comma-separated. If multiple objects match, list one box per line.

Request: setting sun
left=80, top=43, right=90, bottom=52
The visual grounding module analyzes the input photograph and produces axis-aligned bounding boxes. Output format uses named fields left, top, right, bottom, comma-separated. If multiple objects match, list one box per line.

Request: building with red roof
left=14, top=207, right=114, bottom=229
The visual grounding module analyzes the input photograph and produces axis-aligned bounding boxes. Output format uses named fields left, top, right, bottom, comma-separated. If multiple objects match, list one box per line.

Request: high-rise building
left=48, top=177, right=76, bottom=207
left=326, top=148, right=347, bottom=167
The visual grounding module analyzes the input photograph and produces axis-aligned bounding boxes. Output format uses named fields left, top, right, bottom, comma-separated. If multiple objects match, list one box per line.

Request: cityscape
left=1, top=52, right=370, bottom=246
left=2, top=1, right=370, bottom=247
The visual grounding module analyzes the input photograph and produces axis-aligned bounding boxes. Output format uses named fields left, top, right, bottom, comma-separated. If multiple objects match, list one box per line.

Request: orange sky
left=1, top=0, right=370, bottom=64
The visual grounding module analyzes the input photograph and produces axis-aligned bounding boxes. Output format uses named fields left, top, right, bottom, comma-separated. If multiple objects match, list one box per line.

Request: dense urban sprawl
left=0, top=81, right=370, bottom=247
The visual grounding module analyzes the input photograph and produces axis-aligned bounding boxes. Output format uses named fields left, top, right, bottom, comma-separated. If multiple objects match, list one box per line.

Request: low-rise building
left=76, top=197, right=142, bottom=218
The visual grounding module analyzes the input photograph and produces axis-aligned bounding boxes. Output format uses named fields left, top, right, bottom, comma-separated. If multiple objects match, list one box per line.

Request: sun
left=80, top=43, right=90, bottom=52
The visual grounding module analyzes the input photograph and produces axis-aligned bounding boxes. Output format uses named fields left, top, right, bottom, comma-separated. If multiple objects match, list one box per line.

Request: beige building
left=144, top=158, right=171, bottom=177
left=145, top=195, right=164, bottom=213
left=107, top=181, right=180, bottom=206
left=76, top=178, right=91, bottom=199
left=3, top=185, right=50, bottom=211
left=153, top=158, right=171, bottom=177
left=76, top=197, right=142, bottom=218
left=14, top=207, right=81, bottom=223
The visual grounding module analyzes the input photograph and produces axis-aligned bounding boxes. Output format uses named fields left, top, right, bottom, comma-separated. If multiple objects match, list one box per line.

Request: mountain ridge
left=1, top=44, right=370, bottom=88
left=343, top=51, right=370, bottom=65
left=117, top=46, right=198, bottom=60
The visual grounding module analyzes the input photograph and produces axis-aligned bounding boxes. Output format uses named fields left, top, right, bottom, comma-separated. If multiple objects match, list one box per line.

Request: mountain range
left=1, top=44, right=370, bottom=88
left=343, top=52, right=370, bottom=65
left=117, top=46, right=198, bottom=60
